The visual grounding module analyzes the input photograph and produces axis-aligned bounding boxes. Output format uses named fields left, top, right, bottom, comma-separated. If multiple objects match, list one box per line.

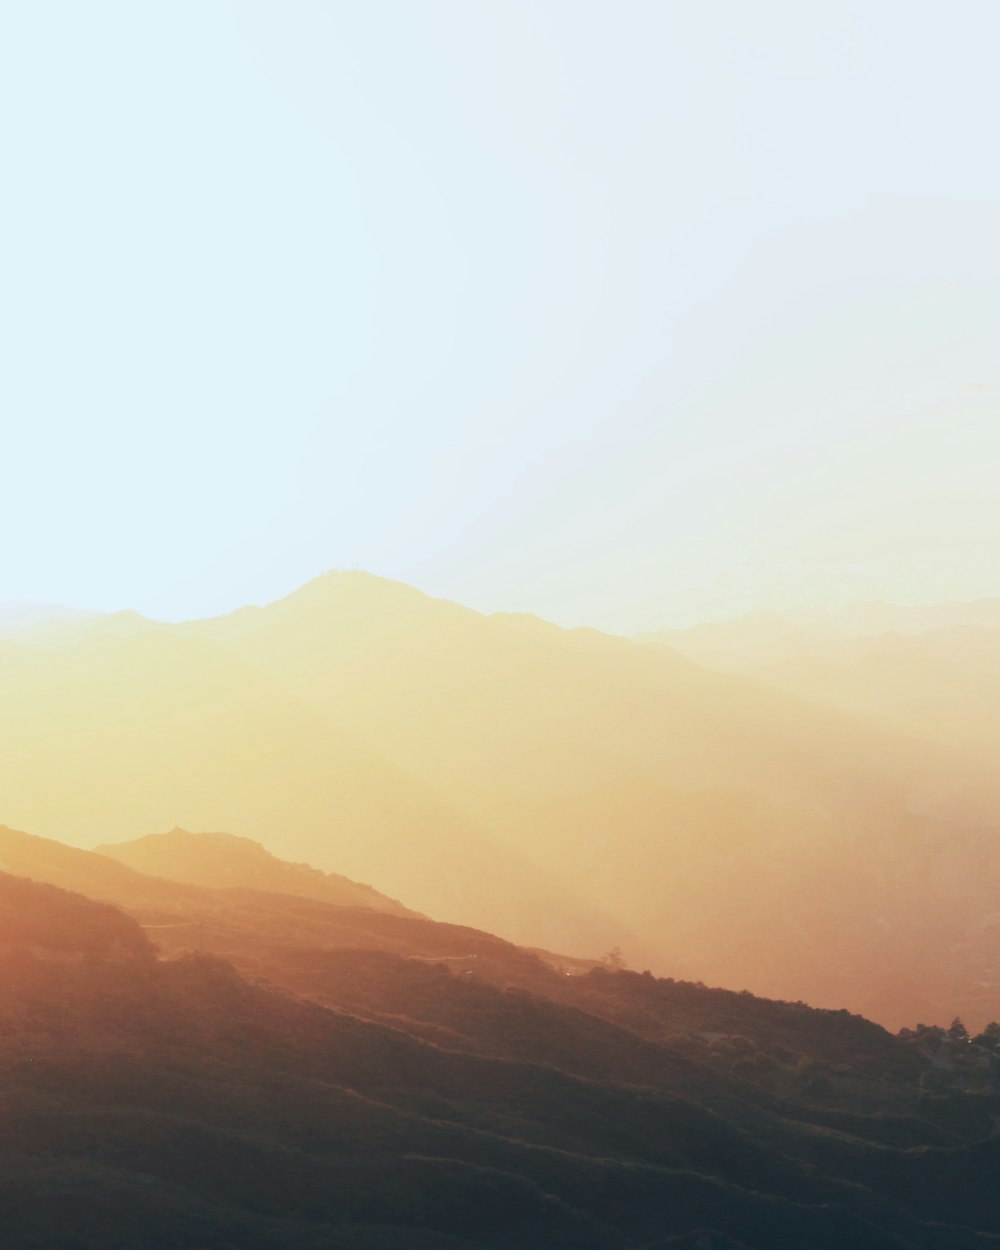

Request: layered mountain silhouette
left=5, top=831, right=1000, bottom=1249
left=0, top=824, right=560, bottom=991
left=3, top=573, right=1000, bottom=1027
left=0, top=870, right=153, bottom=960
left=97, top=827, right=413, bottom=914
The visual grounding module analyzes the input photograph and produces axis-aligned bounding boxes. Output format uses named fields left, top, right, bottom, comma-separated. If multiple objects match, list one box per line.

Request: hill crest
left=97, top=827, right=414, bottom=916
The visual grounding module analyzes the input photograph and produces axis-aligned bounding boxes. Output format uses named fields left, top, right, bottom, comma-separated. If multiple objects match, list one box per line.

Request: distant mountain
left=4, top=862, right=1000, bottom=1249
left=0, top=604, right=609, bottom=958
left=3, top=572, right=1000, bottom=1026
left=0, top=600, right=102, bottom=638
left=639, top=595, right=1000, bottom=664
left=639, top=601, right=1000, bottom=766
left=799, top=598, right=1000, bottom=636
left=0, top=822, right=199, bottom=905
left=97, top=828, right=414, bottom=915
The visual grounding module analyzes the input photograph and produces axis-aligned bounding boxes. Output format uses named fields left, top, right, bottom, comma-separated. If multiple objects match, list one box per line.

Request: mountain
left=0, top=870, right=153, bottom=960
left=97, top=828, right=413, bottom=915
left=640, top=602, right=1000, bottom=781
left=0, top=618, right=611, bottom=957
left=4, top=861, right=1000, bottom=1249
left=640, top=598, right=1000, bottom=660
left=177, top=573, right=1000, bottom=1022
left=798, top=598, right=1000, bottom=636
left=0, top=823, right=565, bottom=996
left=0, top=600, right=102, bottom=638
left=0, top=822, right=200, bottom=905
left=3, top=572, right=1000, bottom=1026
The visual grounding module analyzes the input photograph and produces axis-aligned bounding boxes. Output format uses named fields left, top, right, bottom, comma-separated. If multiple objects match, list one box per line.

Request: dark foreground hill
left=4, top=869, right=1000, bottom=1249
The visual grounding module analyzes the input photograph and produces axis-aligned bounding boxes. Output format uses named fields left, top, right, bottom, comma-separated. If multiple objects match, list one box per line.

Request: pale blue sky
left=2, top=1, right=998, bottom=629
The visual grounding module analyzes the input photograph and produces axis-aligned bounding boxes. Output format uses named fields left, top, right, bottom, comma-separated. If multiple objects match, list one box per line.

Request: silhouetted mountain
left=0, top=615, right=605, bottom=956
left=0, top=871, right=153, bottom=960
left=3, top=573, right=1000, bottom=1026
left=0, top=824, right=561, bottom=995
left=5, top=865, right=1000, bottom=1249
left=0, top=823, right=200, bottom=905
left=97, top=828, right=413, bottom=915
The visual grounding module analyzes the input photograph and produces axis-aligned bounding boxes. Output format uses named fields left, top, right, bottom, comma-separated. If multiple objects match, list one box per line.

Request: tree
left=947, top=1017, right=969, bottom=1043
left=972, top=1021, right=1000, bottom=1050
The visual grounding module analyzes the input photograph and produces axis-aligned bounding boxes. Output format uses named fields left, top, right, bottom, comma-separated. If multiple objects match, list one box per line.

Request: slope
left=0, top=630, right=615, bottom=949
left=179, top=572, right=1000, bottom=1020
left=4, top=573, right=1000, bottom=1023
left=4, top=870, right=1000, bottom=1250
left=97, top=827, right=413, bottom=915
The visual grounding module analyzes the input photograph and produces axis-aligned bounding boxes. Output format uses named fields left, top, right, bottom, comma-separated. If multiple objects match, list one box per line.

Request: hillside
left=5, top=866, right=1000, bottom=1249
left=0, top=825, right=557, bottom=994
left=2, top=574, right=1000, bottom=1025
left=97, top=828, right=414, bottom=915
left=0, top=871, right=153, bottom=960
left=0, top=624, right=608, bottom=956
left=640, top=602, right=1000, bottom=764
left=0, top=823, right=202, bottom=906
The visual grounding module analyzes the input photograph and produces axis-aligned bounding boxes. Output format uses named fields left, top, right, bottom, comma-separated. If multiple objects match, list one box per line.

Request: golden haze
left=2, top=571, right=999, bottom=1029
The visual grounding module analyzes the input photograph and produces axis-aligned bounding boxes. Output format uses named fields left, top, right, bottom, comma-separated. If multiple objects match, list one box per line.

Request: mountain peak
left=97, top=829, right=414, bottom=916
left=280, top=569, right=472, bottom=617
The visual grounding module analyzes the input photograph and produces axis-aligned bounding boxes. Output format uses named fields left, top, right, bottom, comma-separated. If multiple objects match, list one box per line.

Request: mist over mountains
left=9, top=0, right=1000, bottom=1242
left=643, top=601, right=1000, bottom=772
left=3, top=572, right=999, bottom=1029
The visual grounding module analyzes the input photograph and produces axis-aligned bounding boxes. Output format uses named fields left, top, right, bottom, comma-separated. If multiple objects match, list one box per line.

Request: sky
left=2, top=0, right=999, bottom=631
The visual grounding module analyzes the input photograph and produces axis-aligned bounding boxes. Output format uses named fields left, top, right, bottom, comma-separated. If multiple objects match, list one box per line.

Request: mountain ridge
left=4, top=572, right=1000, bottom=1026
left=97, top=827, right=416, bottom=915
left=4, top=850, right=1000, bottom=1248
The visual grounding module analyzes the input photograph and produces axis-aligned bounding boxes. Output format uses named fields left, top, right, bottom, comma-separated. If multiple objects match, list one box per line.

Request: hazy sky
left=3, top=1, right=999, bottom=630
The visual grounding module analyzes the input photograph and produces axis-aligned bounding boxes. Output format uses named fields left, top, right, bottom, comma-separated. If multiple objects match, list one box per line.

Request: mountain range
left=5, top=823, right=1000, bottom=1249
left=3, top=573, right=999, bottom=1028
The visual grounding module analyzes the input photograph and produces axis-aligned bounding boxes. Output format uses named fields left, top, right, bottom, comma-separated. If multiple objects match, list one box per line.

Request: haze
left=3, top=1, right=1000, bottom=629
left=8, top=8, right=1000, bottom=1245
left=3, top=570, right=1000, bottom=1032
